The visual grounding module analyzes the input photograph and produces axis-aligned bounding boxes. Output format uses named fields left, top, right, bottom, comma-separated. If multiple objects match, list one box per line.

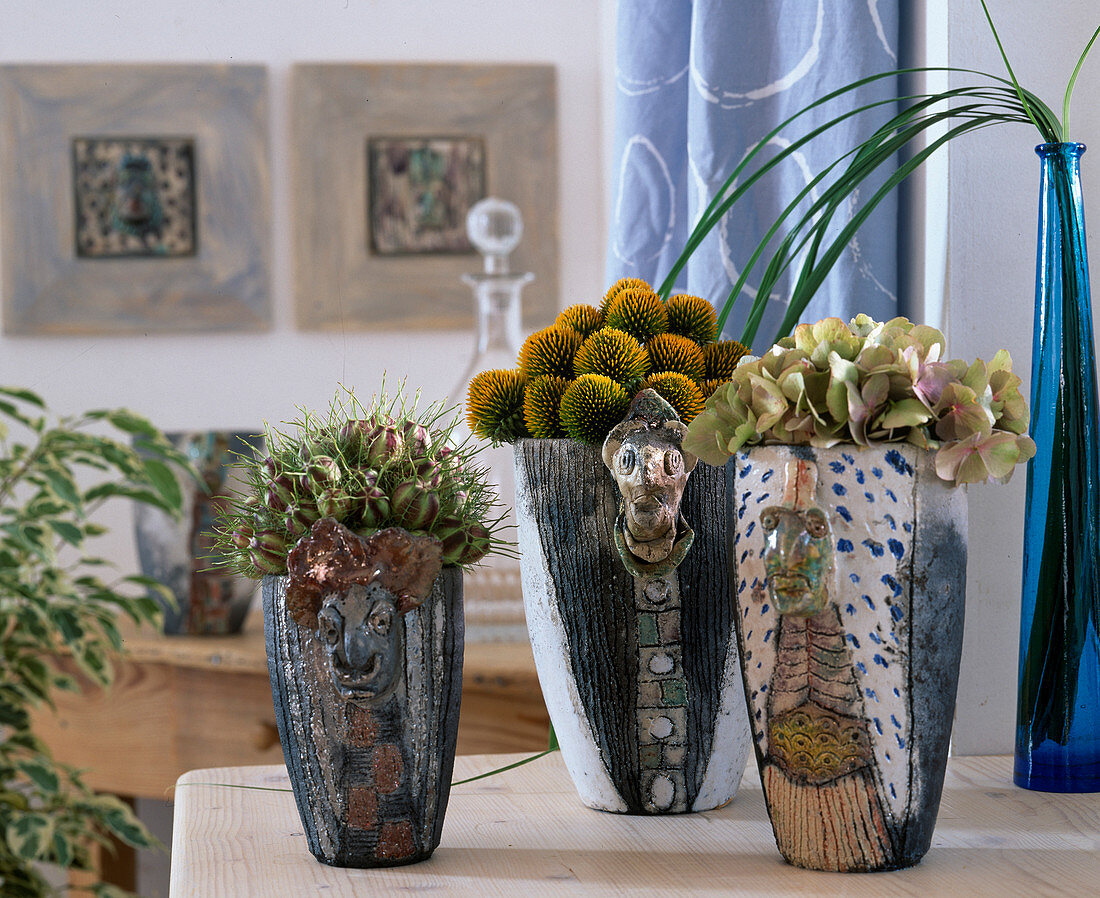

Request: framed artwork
left=0, top=64, right=271, bottom=335
left=72, top=136, right=198, bottom=259
left=291, top=63, right=558, bottom=331
left=367, top=135, right=485, bottom=256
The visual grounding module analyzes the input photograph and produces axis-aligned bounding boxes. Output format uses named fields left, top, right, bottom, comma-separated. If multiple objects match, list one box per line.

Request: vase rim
left=1035, top=142, right=1086, bottom=157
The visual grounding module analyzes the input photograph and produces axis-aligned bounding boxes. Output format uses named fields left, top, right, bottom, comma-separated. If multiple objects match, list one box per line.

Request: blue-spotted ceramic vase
left=729, top=444, right=966, bottom=872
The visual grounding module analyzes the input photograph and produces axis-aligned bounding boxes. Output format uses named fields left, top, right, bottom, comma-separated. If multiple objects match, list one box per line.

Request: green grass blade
left=741, top=112, right=1012, bottom=344
left=979, top=0, right=1059, bottom=141
left=666, top=77, right=1041, bottom=310
left=686, top=86, right=1013, bottom=315
left=769, top=118, right=1001, bottom=341
left=1063, top=24, right=1100, bottom=139
left=730, top=101, right=1021, bottom=342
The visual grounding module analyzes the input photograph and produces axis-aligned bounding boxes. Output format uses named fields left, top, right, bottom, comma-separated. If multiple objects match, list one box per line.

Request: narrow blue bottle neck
left=1036, top=142, right=1086, bottom=162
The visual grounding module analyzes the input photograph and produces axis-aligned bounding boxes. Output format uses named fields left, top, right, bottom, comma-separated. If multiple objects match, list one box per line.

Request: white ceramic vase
left=514, top=438, right=752, bottom=814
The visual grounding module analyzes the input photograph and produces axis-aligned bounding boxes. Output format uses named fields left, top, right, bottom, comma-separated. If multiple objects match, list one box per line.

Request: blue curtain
left=607, top=0, right=902, bottom=349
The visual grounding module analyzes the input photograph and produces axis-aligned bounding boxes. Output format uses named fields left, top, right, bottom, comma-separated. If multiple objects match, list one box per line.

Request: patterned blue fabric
left=607, top=0, right=901, bottom=349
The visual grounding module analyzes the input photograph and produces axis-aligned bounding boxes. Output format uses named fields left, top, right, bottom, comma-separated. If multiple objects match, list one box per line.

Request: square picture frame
left=291, top=63, right=558, bottom=331
left=0, top=64, right=271, bottom=335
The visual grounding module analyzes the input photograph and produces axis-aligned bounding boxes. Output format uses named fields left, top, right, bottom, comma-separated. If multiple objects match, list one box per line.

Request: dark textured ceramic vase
left=729, top=444, right=967, bottom=872
left=262, top=536, right=463, bottom=867
left=514, top=436, right=751, bottom=815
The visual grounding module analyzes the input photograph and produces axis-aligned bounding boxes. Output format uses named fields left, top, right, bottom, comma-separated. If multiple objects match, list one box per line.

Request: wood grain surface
left=170, top=753, right=1100, bottom=897
left=31, top=614, right=548, bottom=801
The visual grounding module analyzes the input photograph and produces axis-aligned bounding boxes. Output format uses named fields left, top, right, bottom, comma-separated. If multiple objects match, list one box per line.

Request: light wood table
left=33, top=612, right=548, bottom=800
left=170, top=753, right=1100, bottom=896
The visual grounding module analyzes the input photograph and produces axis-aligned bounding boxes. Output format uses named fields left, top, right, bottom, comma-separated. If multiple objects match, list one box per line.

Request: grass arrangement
left=656, top=2, right=1099, bottom=351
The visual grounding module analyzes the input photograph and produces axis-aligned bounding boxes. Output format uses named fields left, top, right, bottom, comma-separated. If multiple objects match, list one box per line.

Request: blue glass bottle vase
left=1015, top=143, right=1100, bottom=792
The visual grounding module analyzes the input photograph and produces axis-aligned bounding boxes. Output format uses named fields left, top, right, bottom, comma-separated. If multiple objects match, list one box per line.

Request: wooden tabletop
left=33, top=612, right=547, bottom=802
left=170, top=753, right=1100, bottom=896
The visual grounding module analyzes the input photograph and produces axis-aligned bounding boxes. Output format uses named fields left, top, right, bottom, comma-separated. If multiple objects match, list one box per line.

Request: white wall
left=947, top=0, right=1100, bottom=754
left=0, top=3, right=613, bottom=895
left=0, top=0, right=611, bottom=598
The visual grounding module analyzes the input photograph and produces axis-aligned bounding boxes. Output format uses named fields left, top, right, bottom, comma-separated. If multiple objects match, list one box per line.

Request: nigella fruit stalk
left=1015, top=142, right=1100, bottom=793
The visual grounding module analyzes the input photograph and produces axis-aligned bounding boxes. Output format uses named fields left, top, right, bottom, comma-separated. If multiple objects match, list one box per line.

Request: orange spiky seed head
left=518, top=325, right=582, bottom=379
left=559, top=374, right=631, bottom=445
left=702, top=339, right=751, bottom=381
left=642, top=372, right=706, bottom=424
left=555, top=303, right=604, bottom=338
left=666, top=294, right=719, bottom=345
left=465, top=369, right=530, bottom=443
left=523, top=375, right=570, bottom=438
left=604, top=288, right=669, bottom=343
left=573, top=326, right=649, bottom=386
left=698, top=378, right=727, bottom=401
left=599, top=277, right=654, bottom=314
left=646, top=333, right=706, bottom=382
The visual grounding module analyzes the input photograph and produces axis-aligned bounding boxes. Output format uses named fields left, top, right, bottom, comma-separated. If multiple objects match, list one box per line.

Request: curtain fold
left=607, top=0, right=901, bottom=349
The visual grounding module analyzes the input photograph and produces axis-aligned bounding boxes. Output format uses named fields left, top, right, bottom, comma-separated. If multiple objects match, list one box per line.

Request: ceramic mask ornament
left=603, top=390, right=698, bottom=576
left=760, top=459, right=836, bottom=617
left=317, top=582, right=403, bottom=702
left=285, top=518, right=443, bottom=705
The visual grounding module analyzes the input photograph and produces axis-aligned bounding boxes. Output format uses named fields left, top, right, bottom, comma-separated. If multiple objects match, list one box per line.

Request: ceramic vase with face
left=730, top=444, right=967, bottom=872
left=263, top=519, right=463, bottom=867
left=515, top=390, right=752, bottom=814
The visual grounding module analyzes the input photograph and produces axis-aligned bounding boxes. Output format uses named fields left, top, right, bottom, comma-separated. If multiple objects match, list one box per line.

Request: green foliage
left=655, top=9, right=1095, bottom=349
left=657, top=8, right=1100, bottom=349
left=683, top=315, right=1036, bottom=487
left=212, top=385, right=511, bottom=577
left=0, top=387, right=189, bottom=897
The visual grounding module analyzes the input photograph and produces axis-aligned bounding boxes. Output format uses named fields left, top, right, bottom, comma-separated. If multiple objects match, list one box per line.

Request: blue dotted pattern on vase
left=735, top=446, right=915, bottom=818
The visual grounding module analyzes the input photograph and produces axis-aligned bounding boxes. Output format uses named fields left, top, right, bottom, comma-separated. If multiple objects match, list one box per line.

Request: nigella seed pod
left=401, top=421, right=431, bottom=457
left=306, top=455, right=342, bottom=492
left=286, top=501, right=321, bottom=536
left=262, top=456, right=279, bottom=478
left=458, top=523, right=492, bottom=565
left=337, top=418, right=374, bottom=458
left=440, top=529, right=469, bottom=565
left=230, top=523, right=254, bottom=550
left=364, top=425, right=404, bottom=468
left=249, top=548, right=286, bottom=575
left=250, top=530, right=289, bottom=571
left=265, top=474, right=297, bottom=512
left=359, top=487, right=391, bottom=529
left=431, top=514, right=465, bottom=540
left=436, top=445, right=463, bottom=472
left=415, top=458, right=443, bottom=488
left=392, top=478, right=441, bottom=530
left=316, top=487, right=354, bottom=520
